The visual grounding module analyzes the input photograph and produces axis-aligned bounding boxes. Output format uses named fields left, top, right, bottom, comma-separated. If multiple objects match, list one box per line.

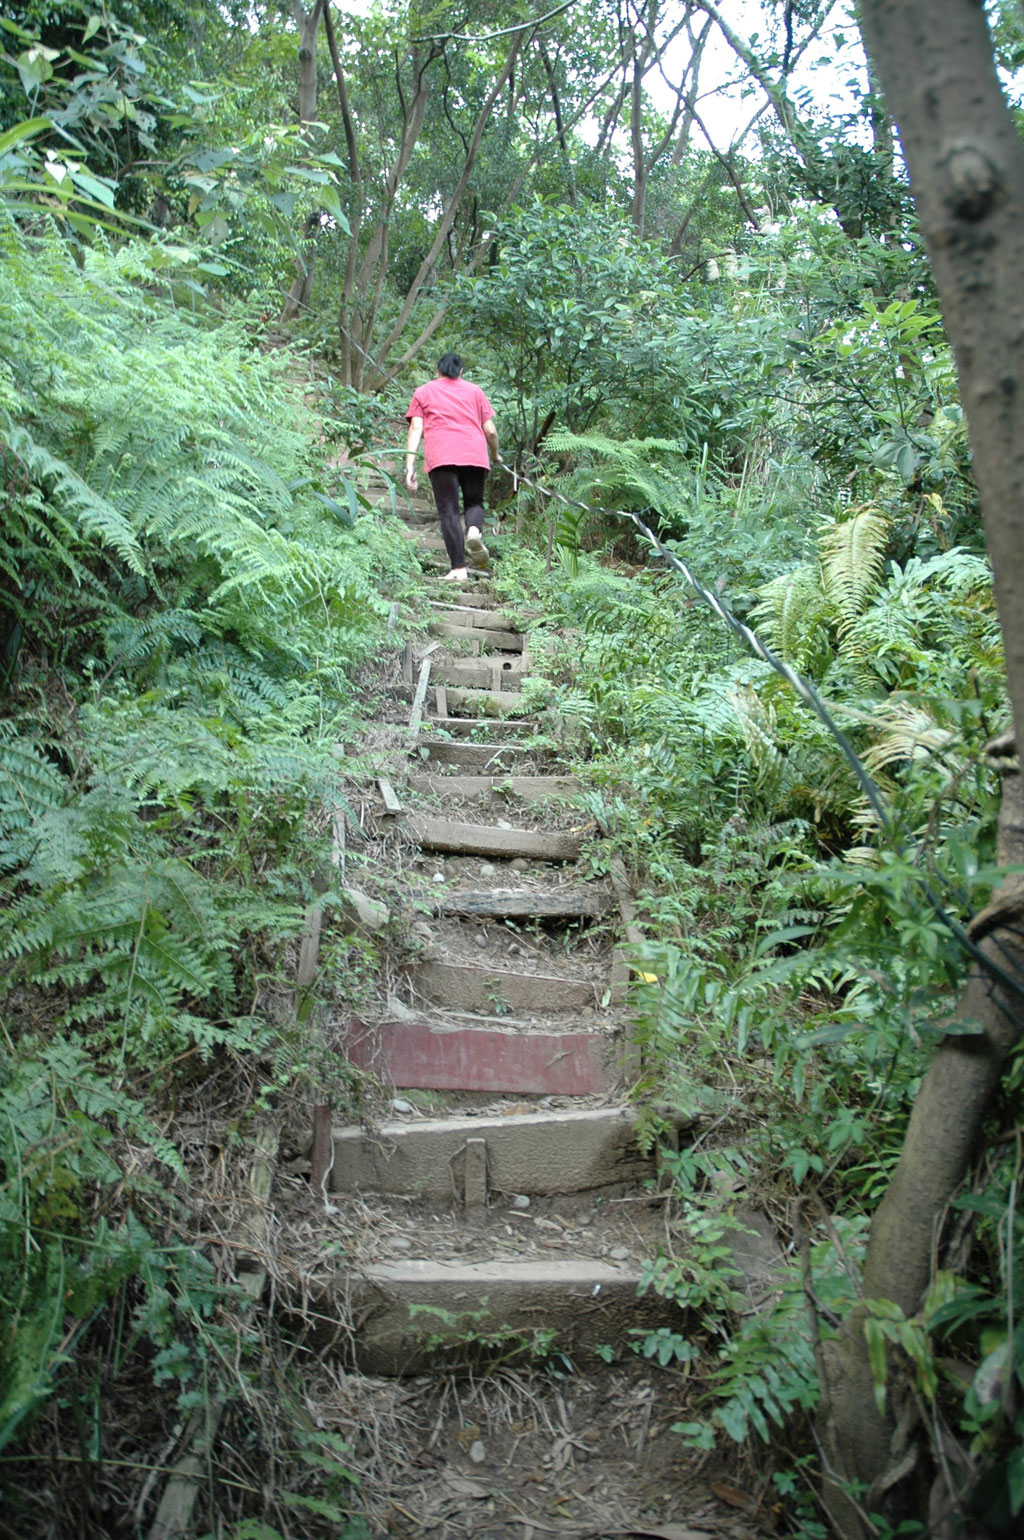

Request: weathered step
left=411, top=958, right=600, bottom=1012
left=396, top=684, right=529, bottom=715
left=349, top=1257, right=677, bottom=1375
left=418, top=715, right=539, bottom=738
left=409, top=773, right=581, bottom=804
left=408, top=814, right=581, bottom=861
left=412, top=739, right=530, bottom=769
left=432, top=884, right=611, bottom=918
left=344, top=1015, right=614, bottom=1094
left=428, top=620, right=524, bottom=652
left=331, top=1106, right=647, bottom=1199
left=429, top=656, right=525, bottom=690
left=429, top=602, right=519, bottom=631
left=443, top=686, right=529, bottom=715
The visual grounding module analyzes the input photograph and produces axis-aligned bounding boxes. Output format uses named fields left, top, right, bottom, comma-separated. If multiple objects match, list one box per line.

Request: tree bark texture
left=279, top=0, right=327, bottom=323
left=821, top=2, right=1024, bottom=1529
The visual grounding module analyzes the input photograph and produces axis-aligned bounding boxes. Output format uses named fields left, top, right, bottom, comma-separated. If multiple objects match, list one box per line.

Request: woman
left=405, top=352, right=500, bottom=583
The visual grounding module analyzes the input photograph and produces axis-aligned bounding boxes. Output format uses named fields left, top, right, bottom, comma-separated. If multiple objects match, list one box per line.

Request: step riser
left=412, top=960, right=600, bottom=1013
left=330, top=1108, right=648, bottom=1200
left=429, top=604, right=518, bottom=631
left=415, top=717, right=538, bottom=738
left=433, top=889, right=611, bottom=919
left=344, top=1019, right=613, bottom=1095
left=428, top=622, right=524, bottom=652
left=413, top=741, right=528, bottom=769
left=410, top=774, right=580, bottom=804
left=348, top=1261, right=679, bottom=1375
left=431, top=660, right=524, bottom=690
left=410, top=815, right=581, bottom=862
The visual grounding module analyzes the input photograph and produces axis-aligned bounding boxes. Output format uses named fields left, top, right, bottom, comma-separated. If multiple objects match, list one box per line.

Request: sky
left=665, top=1, right=868, bottom=149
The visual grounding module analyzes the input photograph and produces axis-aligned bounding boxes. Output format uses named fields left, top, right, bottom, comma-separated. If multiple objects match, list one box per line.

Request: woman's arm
left=405, top=415, right=423, bottom=492
left=483, top=417, right=500, bottom=464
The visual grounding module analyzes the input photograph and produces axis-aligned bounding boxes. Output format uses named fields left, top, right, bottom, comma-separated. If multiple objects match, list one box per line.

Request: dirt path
left=277, top=485, right=779, bottom=1540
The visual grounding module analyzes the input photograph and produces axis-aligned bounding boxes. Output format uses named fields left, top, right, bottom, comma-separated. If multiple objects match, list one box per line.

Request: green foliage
left=0, top=202, right=416, bottom=1532
left=407, top=1301, right=571, bottom=1376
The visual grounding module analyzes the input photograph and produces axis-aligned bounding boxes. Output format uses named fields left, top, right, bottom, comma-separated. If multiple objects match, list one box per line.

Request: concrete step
left=416, top=717, right=540, bottom=739
left=349, top=1255, right=679, bottom=1375
left=409, top=773, right=581, bottom=805
left=428, top=620, right=524, bottom=652
left=443, top=686, right=529, bottom=715
left=429, top=656, right=526, bottom=690
left=412, top=739, right=532, bottom=769
left=343, top=1014, right=615, bottom=1094
left=408, top=814, right=581, bottom=862
left=429, top=602, right=519, bottom=631
left=393, top=683, right=529, bottom=715
left=330, top=1106, right=648, bottom=1200
left=411, top=958, right=602, bottom=1013
left=431, top=883, right=611, bottom=918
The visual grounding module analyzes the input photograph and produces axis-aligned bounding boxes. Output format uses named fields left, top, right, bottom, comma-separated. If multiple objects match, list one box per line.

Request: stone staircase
left=325, top=483, right=686, bottom=1377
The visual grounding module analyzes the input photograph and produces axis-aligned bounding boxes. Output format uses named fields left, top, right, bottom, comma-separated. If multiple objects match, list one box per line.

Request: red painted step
left=344, top=1016, right=614, bottom=1095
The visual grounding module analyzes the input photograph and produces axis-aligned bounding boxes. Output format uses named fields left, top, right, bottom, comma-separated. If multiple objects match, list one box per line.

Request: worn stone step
left=409, top=773, right=581, bottom=805
left=408, top=814, right=581, bottom=862
left=349, top=1257, right=679, bottom=1374
left=432, top=884, right=611, bottom=918
left=428, top=621, right=524, bottom=652
left=411, top=739, right=531, bottom=769
left=416, top=717, right=539, bottom=739
left=393, top=684, right=529, bottom=715
left=429, top=602, right=519, bottom=631
left=442, top=686, right=529, bottom=715
left=411, top=958, right=600, bottom=1013
left=331, top=1106, right=647, bottom=1200
left=343, top=1015, right=614, bottom=1094
left=430, top=656, right=525, bottom=690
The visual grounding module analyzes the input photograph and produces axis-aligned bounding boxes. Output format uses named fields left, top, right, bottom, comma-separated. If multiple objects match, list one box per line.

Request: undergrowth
left=0, top=213, right=419, bottom=1536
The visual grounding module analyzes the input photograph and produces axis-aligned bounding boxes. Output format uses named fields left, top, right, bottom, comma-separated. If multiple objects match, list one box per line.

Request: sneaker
left=465, top=531, right=490, bottom=570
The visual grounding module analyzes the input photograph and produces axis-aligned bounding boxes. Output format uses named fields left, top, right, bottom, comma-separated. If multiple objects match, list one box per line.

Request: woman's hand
left=404, top=466, right=418, bottom=493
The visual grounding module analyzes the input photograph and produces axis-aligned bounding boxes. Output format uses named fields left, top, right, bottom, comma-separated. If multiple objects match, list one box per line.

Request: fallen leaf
left=710, top=1480, right=759, bottom=1511
left=443, top=1474, right=491, bottom=1498
left=612, top=1528, right=714, bottom=1540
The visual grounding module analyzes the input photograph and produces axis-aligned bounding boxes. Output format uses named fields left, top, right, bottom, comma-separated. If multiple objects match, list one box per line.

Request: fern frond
left=750, top=565, right=831, bottom=672
left=820, top=506, right=890, bottom=637
left=861, top=701, right=960, bottom=773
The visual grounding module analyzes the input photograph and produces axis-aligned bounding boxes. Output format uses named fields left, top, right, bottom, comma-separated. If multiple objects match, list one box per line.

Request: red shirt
left=407, top=377, right=494, bottom=474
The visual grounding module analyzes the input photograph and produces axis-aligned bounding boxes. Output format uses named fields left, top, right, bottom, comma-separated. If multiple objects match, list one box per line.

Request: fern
left=749, top=564, right=832, bottom=673
left=819, top=504, right=890, bottom=638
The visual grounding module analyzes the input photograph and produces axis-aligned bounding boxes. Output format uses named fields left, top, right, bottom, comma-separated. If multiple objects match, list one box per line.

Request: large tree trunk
left=821, top=0, right=1024, bottom=1529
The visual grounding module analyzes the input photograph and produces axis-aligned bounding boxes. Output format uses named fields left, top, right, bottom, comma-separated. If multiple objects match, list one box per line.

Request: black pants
left=428, top=465, right=486, bottom=569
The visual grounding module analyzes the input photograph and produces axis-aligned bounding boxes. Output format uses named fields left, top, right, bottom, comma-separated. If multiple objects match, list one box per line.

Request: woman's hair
left=437, top=352, right=464, bottom=378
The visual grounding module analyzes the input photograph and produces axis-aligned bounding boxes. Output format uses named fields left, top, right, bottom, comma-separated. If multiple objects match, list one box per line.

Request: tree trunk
left=279, top=0, right=327, bottom=324
left=363, top=32, right=523, bottom=390
left=820, top=0, right=1024, bottom=1528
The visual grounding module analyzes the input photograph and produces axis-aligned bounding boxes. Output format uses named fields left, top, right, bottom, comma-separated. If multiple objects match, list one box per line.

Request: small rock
left=507, top=943, right=521, bottom=955
left=468, top=1440, right=486, bottom=1464
left=474, top=933, right=488, bottom=949
left=581, top=1006, right=594, bottom=1019
left=392, top=1097, right=414, bottom=1114
left=496, top=819, right=513, bottom=830
left=479, top=863, right=498, bottom=877
left=610, top=1246, right=630, bottom=1261
left=509, top=857, right=528, bottom=872
left=391, top=1235, right=412, bottom=1251
left=411, top=921, right=433, bottom=939
left=513, top=1194, right=531, bottom=1209
left=340, top=887, right=390, bottom=933
left=432, top=871, right=446, bottom=883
